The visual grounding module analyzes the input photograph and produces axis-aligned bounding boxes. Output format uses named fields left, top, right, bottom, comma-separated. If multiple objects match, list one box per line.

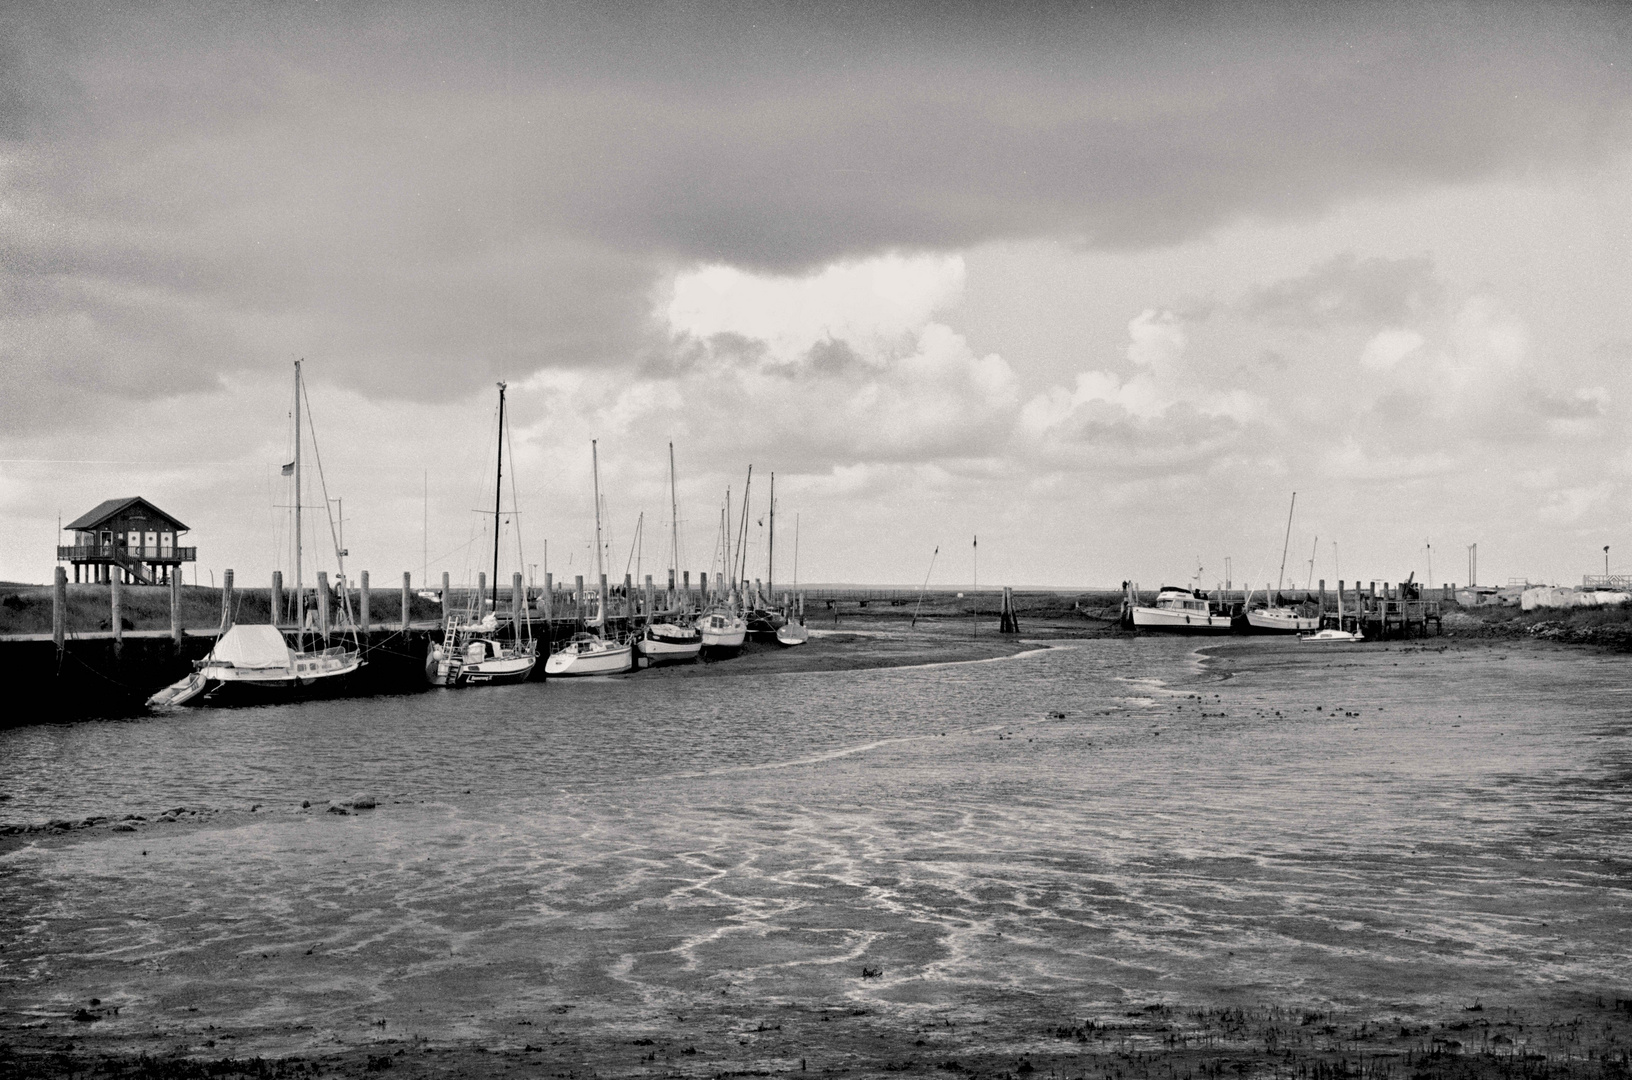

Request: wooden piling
left=575, top=575, right=585, bottom=622
left=360, top=570, right=371, bottom=631
left=999, top=586, right=1020, bottom=634
left=170, top=572, right=182, bottom=644
left=316, top=571, right=330, bottom=640
left=645, top=574, right=654, bottom=617
left=699, top=571, right=707, bottom=601
left=401, top=572, right=411, bottom=630
left=623, top=573, right=633, bottom=618
left=512, top=572, right=524, bottom=627
left=220, top=568, right=236, bottom=632
left=53, top=566, right=66, bottom=650
left=601, top=574, right=610, bottom=621
left=543, top=573, right=553, bottom=621
left=478, top=572, right=487, bottom=609
left=442, top=572, right=451, bottom=620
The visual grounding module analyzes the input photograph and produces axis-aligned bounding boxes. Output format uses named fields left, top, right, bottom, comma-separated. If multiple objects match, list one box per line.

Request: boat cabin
left=59, top=496, right=196, bottom=584
left=1153, top=587, right=1211, bottom=612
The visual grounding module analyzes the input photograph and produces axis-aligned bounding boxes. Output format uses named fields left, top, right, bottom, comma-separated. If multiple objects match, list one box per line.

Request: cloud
left=1359, top=328, right=1426, bottom=369
left=1247, top=253, right=1442, bottom=328
left=3, top=1, right=1630, bottom=431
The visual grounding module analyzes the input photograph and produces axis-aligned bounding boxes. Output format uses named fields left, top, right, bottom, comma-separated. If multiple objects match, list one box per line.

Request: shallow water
left=2, top=637, right=1629, bottom=1056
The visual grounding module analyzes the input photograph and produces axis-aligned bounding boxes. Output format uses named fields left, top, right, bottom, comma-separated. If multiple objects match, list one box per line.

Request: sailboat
left=430, top=383, right=539, bottom=686
left=745, top=472, right=787, bottom=641
left=545, top=440, right=634, bottom=676
left=698, top=474, right=747, bottom=658
left=776, top=511, right=809, bottom=646
left=148, top=360, right=364, bottom=707
left=636, top=442, right=703, bottom=665
left=1245, top=493, right=1320, bottom=634
left=1302, top=542, right=1362, bottom=642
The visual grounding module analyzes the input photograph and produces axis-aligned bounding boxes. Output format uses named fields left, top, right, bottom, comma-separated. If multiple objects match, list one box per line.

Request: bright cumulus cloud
left=1359, top=328, right=1424, bottom=370
left=663, top=254, right=967, bottom=361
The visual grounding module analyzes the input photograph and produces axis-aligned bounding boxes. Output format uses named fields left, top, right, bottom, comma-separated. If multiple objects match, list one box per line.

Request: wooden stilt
left=171, top=572, right=182, bottom=644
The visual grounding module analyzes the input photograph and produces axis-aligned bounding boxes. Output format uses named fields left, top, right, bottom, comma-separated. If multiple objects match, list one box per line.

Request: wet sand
left=3, top=626, right=1628, bottom=1079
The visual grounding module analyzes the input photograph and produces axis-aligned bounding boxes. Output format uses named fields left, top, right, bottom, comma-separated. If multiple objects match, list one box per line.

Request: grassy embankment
left=0, top=583, right=446, bottom=637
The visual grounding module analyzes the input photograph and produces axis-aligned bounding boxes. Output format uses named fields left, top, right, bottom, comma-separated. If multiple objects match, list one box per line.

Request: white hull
left=1301, top=628, right=1362, bottom=642
left=545, top=636, right=633, bottom=676
left=1130, top=605, right=1233, bottom=633
left=149, top=625, right=363, bottom=707
left=636, top=626, right=702, bottom=664
left=775, top=621, right=809, bottom=646
left=699, top=611, right=746, bottom=654
left=1245, top=608, right=1319, bottom=633
left=433, top=634, right=537, bottom=686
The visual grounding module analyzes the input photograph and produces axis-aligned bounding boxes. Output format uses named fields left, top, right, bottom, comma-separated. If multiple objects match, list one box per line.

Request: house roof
left=64, top=497, right=189, bottom=532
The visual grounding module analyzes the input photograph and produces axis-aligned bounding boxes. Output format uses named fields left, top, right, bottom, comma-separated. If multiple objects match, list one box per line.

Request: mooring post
left=441, top=572, right=451, bottom=621
left=53, top=566, right=66, bottom=650
left=575, top=575, right=585, bottom=622
left=512, top=573, right=524, bottom=626
left=170, top=572, right=182, bottom=644
left=623, top=573, right=633, bottom=619
left=543, top=573, right=553, bottom=622
left=359, top=570, right=371, bottom=631
left=316, top=571, right=330, bottom=640
left=478, top=572, right=487, bottom=611
left=699, top=571, right=707, bottom=602
left=401, top=572, right=411, bottom=630
left=271, top=570, right=283, bottom=626
left=220, top=568, right=236, bottom=633
left=645, top=574, right=654, bottom=617
left=600, top=574, right=610, bottom=623
left=1318, top=579, right=1325, bottom=619
left=110, top=568, right=124, bottom=650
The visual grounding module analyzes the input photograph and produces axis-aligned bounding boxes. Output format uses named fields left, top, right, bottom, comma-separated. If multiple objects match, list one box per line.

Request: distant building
left=59, top=497, right=196, bottom=584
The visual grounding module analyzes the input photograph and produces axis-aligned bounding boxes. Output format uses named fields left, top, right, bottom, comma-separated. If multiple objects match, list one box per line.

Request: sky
left=3, top=1, right=1630, bottom=590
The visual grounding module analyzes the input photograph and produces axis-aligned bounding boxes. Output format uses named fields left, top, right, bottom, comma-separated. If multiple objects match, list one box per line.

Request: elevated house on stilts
left=59, top=497, right=196, bottom=584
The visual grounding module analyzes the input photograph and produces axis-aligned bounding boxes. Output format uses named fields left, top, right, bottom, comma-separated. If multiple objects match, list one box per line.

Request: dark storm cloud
left=1244, top=253, right=1444, bottom=328
left=3, top=0, right=1629, bottom=429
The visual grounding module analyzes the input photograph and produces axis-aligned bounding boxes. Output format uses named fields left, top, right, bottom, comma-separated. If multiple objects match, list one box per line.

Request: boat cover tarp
left=209, top=624, right=292, bottom=668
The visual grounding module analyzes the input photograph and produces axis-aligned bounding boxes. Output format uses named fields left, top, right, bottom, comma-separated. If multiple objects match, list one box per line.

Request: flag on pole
left=281, top=461, right=295, bottom=475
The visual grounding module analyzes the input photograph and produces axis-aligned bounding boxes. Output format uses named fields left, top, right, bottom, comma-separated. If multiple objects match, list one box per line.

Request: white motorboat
left=1245, top=606, right=1320, bottom=633
left=1129, top=587, right=1234, bottom=633
left=545, top=632, right=633, bottom=676
left=635, top=621, right=702, bottom=664
left=699, top=608, right=747, bottom=655
left=148, top=624, right=363, bottom=706
left=775, top=619, right=809, bottom=646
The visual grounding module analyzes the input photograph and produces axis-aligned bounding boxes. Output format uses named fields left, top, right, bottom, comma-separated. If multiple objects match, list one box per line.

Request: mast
left=735, top=466, right=753, bottom=606
left=669, top=442, right=680, bottom=599
left=592, top=440, right=604, bottom=583
left=723, top=487, right=732, bottom=602
left=492, top=382, right=506, bottom=616
left=1275, top=491, right=1296, bottom=597
left=294, top=360, right=303, bottom=637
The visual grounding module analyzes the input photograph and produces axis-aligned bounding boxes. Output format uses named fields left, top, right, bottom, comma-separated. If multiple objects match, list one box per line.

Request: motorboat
left=635, top=621, right=702, bottom=665
left=148, top=624, right=362, bottom=706
left=545, top=632, right=633, bottom=676
left=1245, top=606, right=1320, bottom=633
left=699, top=608, right=747, bottom=656
left=1129, top=586, right=1234, bottom=633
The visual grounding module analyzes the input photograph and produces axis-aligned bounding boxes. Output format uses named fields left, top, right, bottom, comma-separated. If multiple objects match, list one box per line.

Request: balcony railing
left=58, top=544, right=197, bottom=562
